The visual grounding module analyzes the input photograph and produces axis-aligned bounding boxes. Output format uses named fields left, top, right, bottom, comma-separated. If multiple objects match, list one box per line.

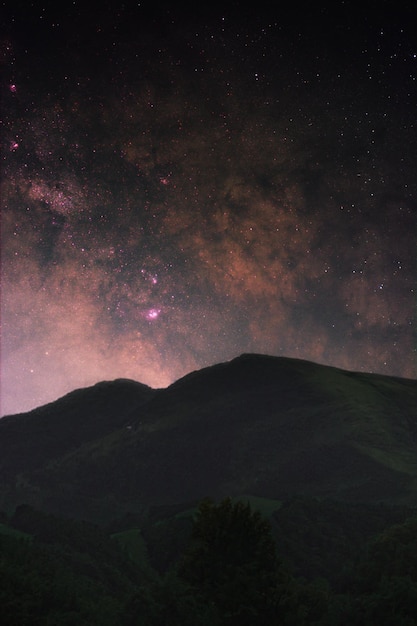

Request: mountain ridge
left=1, top=354, right=416, bottom=522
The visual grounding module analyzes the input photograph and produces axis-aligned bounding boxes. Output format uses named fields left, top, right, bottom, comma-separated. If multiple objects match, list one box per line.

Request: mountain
left=0, top=379, right=154, bottom=476
left=1, top=354, right=416, bottom=523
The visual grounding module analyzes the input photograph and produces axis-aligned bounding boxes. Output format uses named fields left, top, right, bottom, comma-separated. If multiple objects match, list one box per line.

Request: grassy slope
left=1, top=355, right=416, bottom=521
left=0, top=379, right=154, bottom=475
left=111, top=528, right=149, bottom=567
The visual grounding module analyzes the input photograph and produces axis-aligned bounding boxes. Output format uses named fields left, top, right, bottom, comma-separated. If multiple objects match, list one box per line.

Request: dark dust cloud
left=1, top=2, right=416, bottom=415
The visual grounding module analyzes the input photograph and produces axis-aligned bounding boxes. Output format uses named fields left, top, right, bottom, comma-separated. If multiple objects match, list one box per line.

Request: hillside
left=1, top=354, right=416, bottom=522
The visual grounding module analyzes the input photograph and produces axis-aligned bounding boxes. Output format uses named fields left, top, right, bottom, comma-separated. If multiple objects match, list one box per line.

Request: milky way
left=1, top=2, right=416, bottom=415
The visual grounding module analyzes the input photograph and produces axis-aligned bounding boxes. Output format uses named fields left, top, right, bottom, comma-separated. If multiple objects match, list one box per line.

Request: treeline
left=0, top=505, right=147, bottom=625
left=1, top=498, right=417, bottom=624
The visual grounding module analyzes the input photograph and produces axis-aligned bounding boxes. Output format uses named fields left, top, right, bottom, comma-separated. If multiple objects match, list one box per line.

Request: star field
left=1, top=1, right=416, bottom=415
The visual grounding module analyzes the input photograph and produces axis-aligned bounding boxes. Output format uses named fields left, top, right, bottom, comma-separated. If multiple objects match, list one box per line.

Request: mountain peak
left=1, top=355, right=416, bottom=522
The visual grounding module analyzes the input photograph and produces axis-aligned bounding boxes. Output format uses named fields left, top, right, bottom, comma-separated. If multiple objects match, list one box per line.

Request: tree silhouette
left=178, top=497, right=280, bottom=625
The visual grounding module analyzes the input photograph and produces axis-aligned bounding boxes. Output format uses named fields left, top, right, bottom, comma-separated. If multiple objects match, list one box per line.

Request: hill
left=0, top=354, right=416, bottom=522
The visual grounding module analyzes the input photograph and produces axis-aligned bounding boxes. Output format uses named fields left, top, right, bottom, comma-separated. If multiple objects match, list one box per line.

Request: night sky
left=1, top=1, right=416, bottom=415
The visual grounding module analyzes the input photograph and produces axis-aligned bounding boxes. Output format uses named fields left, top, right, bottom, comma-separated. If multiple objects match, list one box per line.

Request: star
left=1, top=2, right=415, bottom=415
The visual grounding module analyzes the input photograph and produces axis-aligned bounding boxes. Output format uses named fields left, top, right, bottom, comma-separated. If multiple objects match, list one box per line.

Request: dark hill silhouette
left=1, top=354, right=416, bottom=522
left=0, top=379, right=154, bottom=475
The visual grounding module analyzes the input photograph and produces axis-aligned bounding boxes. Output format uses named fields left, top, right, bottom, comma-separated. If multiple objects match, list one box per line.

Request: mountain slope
left=0, top=379, right=154, bottom=476
left=1, top=354, right=416, bottom=521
